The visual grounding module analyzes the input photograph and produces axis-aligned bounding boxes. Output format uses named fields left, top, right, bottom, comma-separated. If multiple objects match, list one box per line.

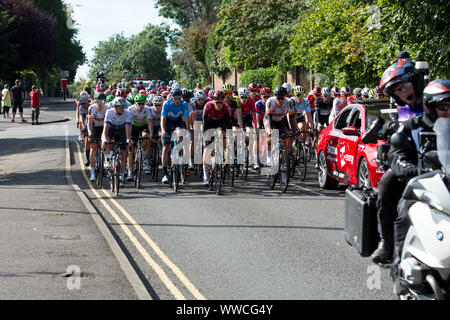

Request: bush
left=239, top=67, right=278, bottom=89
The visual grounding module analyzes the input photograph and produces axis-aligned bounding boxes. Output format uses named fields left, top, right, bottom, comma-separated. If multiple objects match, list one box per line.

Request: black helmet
left=423, top=79, right=450, bottom=122
left=274, top=86, right=287, bottom=98
left=95, top=92, right=106, bottom=101
left=379, top=60, right=420, bottom=106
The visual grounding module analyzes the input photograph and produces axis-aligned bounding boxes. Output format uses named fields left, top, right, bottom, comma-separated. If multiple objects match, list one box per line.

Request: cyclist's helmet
left=160, top=81, right=166, bottom=87
left=340, top=86, right=352, bottom=97
left=274, top=86, right=288, bottom=98
left=204, top=86, right=211, bottom=94
left=313, top=87, right=322, bottom=96
left=282, top=83, right=292, bottom=95
left=353, top=88, right=362, bottom=97
left=423, top=79, right=450, bottom=122
left=222, top=83, right=234, bottom=95
left=257, top=83, right=263, bottom=90
left=376, top=85, right=384, bottom=94
left=293, top=85, right=306, bottom=96
left=213, top=90, right=225, bottom=102
left=99, top=83, right=107, bottom=91
left=248, top=83, right=258, bottom=92
left=195, top=90, right=207, bottom=100
left=171, top=87, right=182, bottom=97
left=115, top=89, right=127, bottom=98
left=162, top=91, right=170, bottom=99
left=260, top=87, right=272, bottom=96
left=95, top=92, right=107, bottom=101
left=379, top=60, right=420, bottom=106
left=208, top=89, right=216, bottom=98
left=106, top=95, right=115, bottom=103
left=362, top=87, right=370, bottom=98
left=152, top=95, right=164, bottom=106
left=138, top=90, right=147, bottom=95
left=134, top=94, right=147, bottom=103
left=127, top=94, right=135, bottom=103
left=331, top=86, right=340, bottom=97
left=368, top=89, right=376, bottom=98
left=238, top=88, right=250, bottom=97
left=321, top=87, right=331, bottom=97
left=112, top=97, right=126, bottom=108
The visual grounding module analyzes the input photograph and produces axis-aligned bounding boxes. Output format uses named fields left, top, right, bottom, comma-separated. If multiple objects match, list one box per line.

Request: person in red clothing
left=248, top=83, right=261, bottom=101
left=29, top=85, right=43, bottom=125
left=201, top=90, right=233, bottom=185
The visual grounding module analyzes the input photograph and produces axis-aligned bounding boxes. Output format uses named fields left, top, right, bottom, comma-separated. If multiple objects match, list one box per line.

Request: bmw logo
left=437, top=231, right=444, bottom=241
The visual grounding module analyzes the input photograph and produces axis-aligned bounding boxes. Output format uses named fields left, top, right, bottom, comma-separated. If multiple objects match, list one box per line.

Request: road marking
left=74, top=141, right=205, bottom=300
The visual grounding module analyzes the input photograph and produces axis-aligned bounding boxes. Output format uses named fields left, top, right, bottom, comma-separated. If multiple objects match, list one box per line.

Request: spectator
left=1, top=84, right=12, bottom=118
left=30, top=85, right=43, bottom=125
left=11, top=79, right=26, bottom=123
left=20, top=76, right=27, bottom=99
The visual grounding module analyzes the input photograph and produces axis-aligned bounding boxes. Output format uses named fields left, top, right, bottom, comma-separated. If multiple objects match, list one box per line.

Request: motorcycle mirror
left=390, top=131, right=409, bottom=150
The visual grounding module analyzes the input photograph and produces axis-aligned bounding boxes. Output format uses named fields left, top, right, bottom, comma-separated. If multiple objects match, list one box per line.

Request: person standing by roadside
left=29, top=86, right=43, bottom=125
left=11, top=79, right=26, bottom=123
left=1, top=84, right=12, bottom=118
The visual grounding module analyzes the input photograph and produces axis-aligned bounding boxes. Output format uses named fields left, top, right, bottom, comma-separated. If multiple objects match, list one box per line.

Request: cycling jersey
left=255, top=100, right=266, bottom=121
left=266, top=97, right=294, bottom=122
left=88, top=103, right=109, bottom=127
left=239, top=96, right=256, bottom=116
left=203, top=101, right=232, bottom=132
left=150, top=106, right=162, bottom=128
left=289, top=97, right=311, bottom=118
left=128, top=104, right=152, bottom=127
left=77, top=101, right=90, bottom=116
left=161, top=99, right=189, bottom=121
left=104, top=108, right=132, bottom=129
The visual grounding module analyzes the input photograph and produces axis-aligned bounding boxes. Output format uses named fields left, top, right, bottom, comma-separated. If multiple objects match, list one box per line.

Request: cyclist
left=265, top=86, right=296, bottom=183
left=290, top=85, right=313, bottom=143
left=87, top=92, right=109, bottom=181
left=149, top=95, right=164, bottom=169
left=329, top=87, right=349, bottom=123
left=248, top=83, right=261, bottom=101
left=362, top=87, right=370, bottom=100
left=314, top=87, right=333, bottom=133
left=202, top=90, right=233, bottom=185
left=102, top=97, right=133, bottom=187
left=255, top=87, right=271, bottom=130
left=76, top=91, right=90, bottom=142
left=160, top=87, right=190, bottom=184
left=127, top=94, right=153, bottom=179
left=188, top=90, right=208, bottom=169
left=282, top=83, right=292, bottom=98
left=330, top=86, right=340, bottom=99
left=375, top=85, right=386, bottom=99
left=236, top=87, right=259, bottom=170
left=222, top=84, right=240, bottom=129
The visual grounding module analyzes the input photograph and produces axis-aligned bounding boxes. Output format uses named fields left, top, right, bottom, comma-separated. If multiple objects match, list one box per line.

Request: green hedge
left=239, top=67, right=278, bottom=89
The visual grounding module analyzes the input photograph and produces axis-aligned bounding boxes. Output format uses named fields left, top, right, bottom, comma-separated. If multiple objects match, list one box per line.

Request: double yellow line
left=75, top=142, right=206, bottom=300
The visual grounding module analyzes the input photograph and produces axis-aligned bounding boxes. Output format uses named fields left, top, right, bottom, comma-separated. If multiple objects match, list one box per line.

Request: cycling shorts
left=162, top=119, right=185, bottom=146
left=131, top=125, right=149, bottom=146
left=107, top=127, right=128, bottom=151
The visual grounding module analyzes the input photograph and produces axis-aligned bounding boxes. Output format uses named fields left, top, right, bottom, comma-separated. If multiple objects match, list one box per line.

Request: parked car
left=316, top=99, right=392, bottom=189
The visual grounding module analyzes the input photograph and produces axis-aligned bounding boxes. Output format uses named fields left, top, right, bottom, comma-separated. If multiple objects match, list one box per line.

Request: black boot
left=371, top=239, right=393, bottom=264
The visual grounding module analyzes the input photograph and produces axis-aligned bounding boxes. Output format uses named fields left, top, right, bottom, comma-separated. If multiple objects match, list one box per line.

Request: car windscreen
left=363, top=99, right=392, bottom=128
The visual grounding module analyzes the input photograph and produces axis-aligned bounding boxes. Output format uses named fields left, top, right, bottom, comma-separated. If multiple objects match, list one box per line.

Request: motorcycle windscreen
left=434, top=117, right=450, bottom=176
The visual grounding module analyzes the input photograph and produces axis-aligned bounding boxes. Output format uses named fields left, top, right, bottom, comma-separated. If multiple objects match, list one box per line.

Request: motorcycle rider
left=393, top=79, right=450, bottom=261
left=371, top=59, right=427, bottom=264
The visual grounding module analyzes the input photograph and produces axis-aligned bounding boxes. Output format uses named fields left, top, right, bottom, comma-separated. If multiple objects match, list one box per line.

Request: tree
left=205, top=0, right=302, bottom=75
left=0, top=12, right=16, bottom=81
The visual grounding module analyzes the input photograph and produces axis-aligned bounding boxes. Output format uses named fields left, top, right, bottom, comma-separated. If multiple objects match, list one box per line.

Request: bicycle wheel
left=96, top=149, right=104, bottom=188
left=298, top=143, right=308, bottom=181
left=136, top=148, right=143, bottom=189
left=270, top=153, right=281, bottom=190
left=281, top=150, right=291, bottom=193
left=215, top=164, right=223, bottom=195
left=115, top=154, right=120, bottom=196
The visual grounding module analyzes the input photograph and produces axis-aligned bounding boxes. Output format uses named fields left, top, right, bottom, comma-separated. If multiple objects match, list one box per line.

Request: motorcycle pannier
left=344, top=187, right=380, bottom=257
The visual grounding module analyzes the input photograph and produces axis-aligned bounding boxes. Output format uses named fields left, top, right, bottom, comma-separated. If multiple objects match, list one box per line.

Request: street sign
left=60, top=70, right=70, bottom=78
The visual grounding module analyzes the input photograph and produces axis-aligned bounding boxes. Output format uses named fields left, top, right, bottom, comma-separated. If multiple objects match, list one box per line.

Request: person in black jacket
left=371, top=60, right=425, bottom=264
left=393, top=79, right=450, bottom=259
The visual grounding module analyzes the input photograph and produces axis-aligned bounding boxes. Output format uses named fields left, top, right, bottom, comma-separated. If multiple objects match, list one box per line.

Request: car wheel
left=318, top=151, right=338, bottom=189
left=358, top=158, right=371, bottom=189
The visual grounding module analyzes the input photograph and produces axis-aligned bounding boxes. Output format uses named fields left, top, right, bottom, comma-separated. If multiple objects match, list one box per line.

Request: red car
left=316, top=100, right=391, bottom=189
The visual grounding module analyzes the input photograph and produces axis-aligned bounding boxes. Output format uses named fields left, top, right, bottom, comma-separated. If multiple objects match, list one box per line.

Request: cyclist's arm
left=306, top=111, right=313, bottom=130
left=88, top=116, right=94, bottom=137
left=161, top=116, right=167, bottom=137
left=102, top=123, right=110, bottom=143
left=236, top=108, right=243, bottom=129
left=147, top=119, right=153, bottom=137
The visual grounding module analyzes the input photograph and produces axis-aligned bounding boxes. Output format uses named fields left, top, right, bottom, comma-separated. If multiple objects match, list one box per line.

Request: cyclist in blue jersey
left=290, top=85, right=313, bottom=143
left=160, top=87, right=190, bottom=184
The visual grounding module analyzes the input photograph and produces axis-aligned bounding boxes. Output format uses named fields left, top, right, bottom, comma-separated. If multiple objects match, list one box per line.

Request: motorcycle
left=391, top=117, right=450, bottom=300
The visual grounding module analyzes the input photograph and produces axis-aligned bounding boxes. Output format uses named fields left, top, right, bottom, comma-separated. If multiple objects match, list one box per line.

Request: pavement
left=0, top=99, right=143, bottom=300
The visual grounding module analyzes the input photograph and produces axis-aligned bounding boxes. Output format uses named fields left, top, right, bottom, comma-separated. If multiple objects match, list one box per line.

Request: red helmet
left=213, top=90, right=225, bottom=101
left=313, top=87, right=322, bottom=96
left=204, top=86, right=211, bottom=94
left=115, top=89, right=127, bottom=98
left=139, top=90, right=147, bottom=95
left=162, top=91, right=170, bottom=98
left=248, top=83, right=258, bottom=92
left=380, top=60, right=420, bottom=106
left=260, top=87, right=271, bottom=96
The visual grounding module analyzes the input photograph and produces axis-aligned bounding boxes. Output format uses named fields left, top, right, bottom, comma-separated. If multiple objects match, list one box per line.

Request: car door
left=338, top=107, right=363, bottom=184
left=325, top=107, right=353, bottom=181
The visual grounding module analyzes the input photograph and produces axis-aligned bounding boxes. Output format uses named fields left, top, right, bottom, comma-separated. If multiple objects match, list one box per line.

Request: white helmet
left=321, top=87, right=331, bottom=97
left=195, top=90, right=207, bottom=100
left=152, top=95, right=164, bottom=105
left=282, top=83, right=292, bottom=94
left=238, top=88, right=250, bottom=96
left=362, top=87, right=370, bottom=97
left=112, top=97, right=126, bottom=108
